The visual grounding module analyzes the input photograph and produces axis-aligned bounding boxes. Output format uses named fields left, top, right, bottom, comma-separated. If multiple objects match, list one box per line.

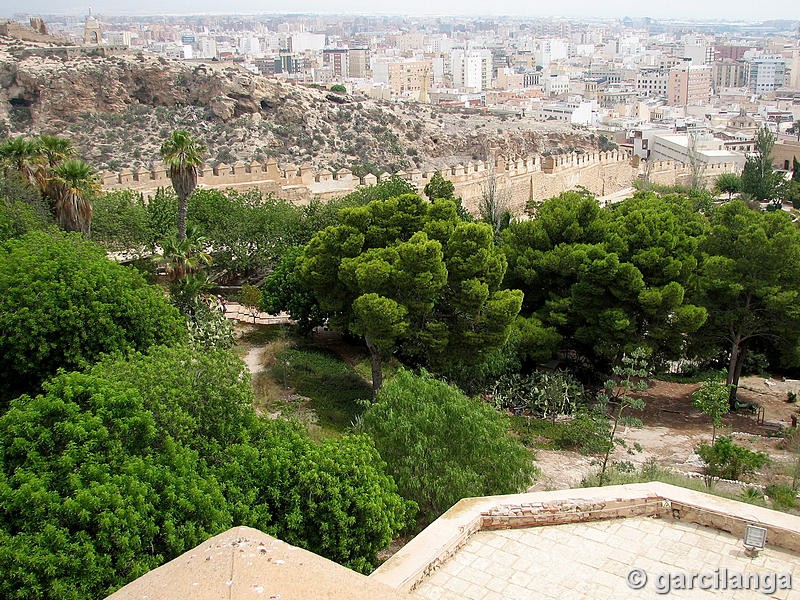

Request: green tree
left=160, top=130, right=207, bottom=241
left=36, top=135, right=76, bottom=169
left=0, top=136, right=42, bottom=187
left=330, top=84, right=346, bottom=93
left=336, top=175, right=416, bottom=205
left=261, top=247, right=324, bottom=335
left=90, top=189, right=151, bottom=253
left=503, top=191, right=707, bottom=367
left=695, top=201, right=800, bottom=409
left=740, top=126, right=782, bottom=202
left=596, top=348, right=650, bottom=485
left=715, top=172, right=741, bottom=200
left=793, top=157, right=800, bottom=182
left=362, top=369, right=537, bottom=524
left=424, top=171, right=455, bottom=200
left=692, top=379, right=730, bottom=442
left=300, top=194, right=522, bottom=392
left=49, top=158, right=98, bottom=235
left=0, top=232, right=186, bottom=401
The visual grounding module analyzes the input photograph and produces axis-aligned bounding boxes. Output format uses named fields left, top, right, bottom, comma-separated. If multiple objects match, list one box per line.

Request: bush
left=765, top=484, right=798, bottom=510
left=0, top=371, right=232, bottom=600
left=492, top=370, right=585, bottom=420
left=556, top=412, right=611, bottom=454
left=695, top=436, right=770, bottom=484
left=90, top=189, right=151, bottom=252
left=0, top=232, right=186, bottom=401
left=363, top=369, right=538, bottom=525
left=0, top=345, right=413, bottom=597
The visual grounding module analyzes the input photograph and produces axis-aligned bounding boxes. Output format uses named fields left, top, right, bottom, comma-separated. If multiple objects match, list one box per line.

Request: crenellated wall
left=101, top=150, right=740, bottom=214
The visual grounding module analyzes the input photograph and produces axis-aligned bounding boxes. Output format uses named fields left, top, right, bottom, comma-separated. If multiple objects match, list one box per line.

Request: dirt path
left=243, top=345, right=263, bottom=377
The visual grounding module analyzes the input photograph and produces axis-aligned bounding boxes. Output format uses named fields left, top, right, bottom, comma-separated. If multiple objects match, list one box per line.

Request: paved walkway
left=413, top=517, right=800, bottom=600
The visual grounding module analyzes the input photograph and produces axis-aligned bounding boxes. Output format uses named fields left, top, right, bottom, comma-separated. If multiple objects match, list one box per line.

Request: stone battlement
left=101, top=149, right=739, bottom=214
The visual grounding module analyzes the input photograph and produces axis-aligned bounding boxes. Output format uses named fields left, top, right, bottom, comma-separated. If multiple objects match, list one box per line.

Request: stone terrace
left=413, top=517, right=800, bottom=600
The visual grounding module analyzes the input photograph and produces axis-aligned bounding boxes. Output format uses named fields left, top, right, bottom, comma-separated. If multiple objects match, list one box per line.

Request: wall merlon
left=99, top=151, right=737, bottom=214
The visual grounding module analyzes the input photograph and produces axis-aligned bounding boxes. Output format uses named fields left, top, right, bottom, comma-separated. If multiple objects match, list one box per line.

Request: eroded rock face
left=0, top=38, right=598, bottom=172
left=0, top=45, right=300, bottom=125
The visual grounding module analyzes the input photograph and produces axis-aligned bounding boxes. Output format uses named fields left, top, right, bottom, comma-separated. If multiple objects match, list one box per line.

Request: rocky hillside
left=0, top=37, right=605, bottom=174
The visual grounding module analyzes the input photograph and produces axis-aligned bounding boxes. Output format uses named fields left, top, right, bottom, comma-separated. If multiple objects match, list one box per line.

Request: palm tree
left=159, top=130, right=207, bottom=241
left=0, top=136, right=43, bottom=186
left=37, top=135, right=76, bottom=168
left=153, top=226, right=212, bottom=282
left=50, top=159, right=99, bottom=235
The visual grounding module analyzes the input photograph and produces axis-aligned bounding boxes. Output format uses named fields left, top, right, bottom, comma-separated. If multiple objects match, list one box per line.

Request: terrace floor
left=413, top=517, right=800, bottom=600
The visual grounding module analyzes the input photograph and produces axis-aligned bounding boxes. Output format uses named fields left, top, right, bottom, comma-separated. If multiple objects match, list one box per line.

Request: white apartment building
left=238, top=37, right=261, bottom=56
left=451, top=50, right=492, bottom=92
left=636, top=68, right=668, bottom=97
left=290, top=32, right=326, bottom=52
left=536, top=38, right=569, bottom=66
left=197, top=36, right=217, bottom=59
left=543, top=73, right=569, bottom=96
left=747, top=56, right=786, bottom=95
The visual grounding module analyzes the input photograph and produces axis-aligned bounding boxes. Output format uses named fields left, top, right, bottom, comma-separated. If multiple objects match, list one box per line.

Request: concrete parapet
left=369, top=482, right=800, bottom=594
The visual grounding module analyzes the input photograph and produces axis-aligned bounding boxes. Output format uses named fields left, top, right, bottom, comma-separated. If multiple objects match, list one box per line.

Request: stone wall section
left=101, top=151, right=740, bottom=214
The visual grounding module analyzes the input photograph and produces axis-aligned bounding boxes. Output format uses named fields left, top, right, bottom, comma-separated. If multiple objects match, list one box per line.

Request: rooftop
left=105, top=483, right=800, bottom=600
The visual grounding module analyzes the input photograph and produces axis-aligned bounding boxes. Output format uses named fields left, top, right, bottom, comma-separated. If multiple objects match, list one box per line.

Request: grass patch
left=653, top=369, right=724, bottom=384
left=270, top=347, right=372, bottom=433
left=509, top=416, right=565, bottom=449
left=237, top=324, right=288, bottom=346
left=581, top=461, right=800, bottom=514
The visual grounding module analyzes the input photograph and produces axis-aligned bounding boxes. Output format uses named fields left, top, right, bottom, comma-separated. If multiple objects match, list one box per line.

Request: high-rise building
left=711, top=60, right=748, bottom=90
left=322, top=48, right=349, bottom=80
left=747, top=56, right=786, bottom=95
left=451, top=50, right=492, bottom=92
left=347, top=47, right=368, bottom=78
left=667, top=63, right=711, bottom=106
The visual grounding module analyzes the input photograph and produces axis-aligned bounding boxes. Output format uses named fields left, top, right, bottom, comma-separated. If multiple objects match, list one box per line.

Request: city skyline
left=3, top=1, right=798, bottom=21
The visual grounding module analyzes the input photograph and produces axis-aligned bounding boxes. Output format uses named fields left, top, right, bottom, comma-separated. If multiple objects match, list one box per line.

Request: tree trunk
left=727, top=336, right=744, bottom=411
left=365, top=336, right=383, bottom=396
left=177, top=194, right=187, bottom=241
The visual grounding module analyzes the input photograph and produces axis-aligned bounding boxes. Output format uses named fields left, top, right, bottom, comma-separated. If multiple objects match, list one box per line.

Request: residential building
left=712, top=59, right=748, bottom=90
left=348, top=47, right=369, bottom=78
left=322, top=48, right=349, bottom=80
left=451, top=50, right=492, bottom=92
left=636, top=68, right=668, bottom=97
left=748, top=56, right=786, bottom=95
left=667, top=63, right=712, bottom=106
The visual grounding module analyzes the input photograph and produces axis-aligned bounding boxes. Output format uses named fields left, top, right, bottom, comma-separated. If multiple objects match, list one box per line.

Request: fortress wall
left=101, top=152, right=740, bottom=215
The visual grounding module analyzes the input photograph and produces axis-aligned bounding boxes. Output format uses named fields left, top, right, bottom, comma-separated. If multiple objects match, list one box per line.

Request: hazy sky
left=1, top=1, right=794, bottom=21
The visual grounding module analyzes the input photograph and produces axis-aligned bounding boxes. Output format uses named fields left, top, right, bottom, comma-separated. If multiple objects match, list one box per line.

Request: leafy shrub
left=0, top=232, right=186, bottom=401
left=556, top=412, right=611, bottom=454
left=363, top=369, right=538, bottom=525
left=0, top=346, right=412, bottom=598
left=90, top=189, right=151, bottom=253
left=695, top=436, right=770, bottom=484
left=765, top=484, right=798, bottom=510
left=492, top=370, right=585, bottom=420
